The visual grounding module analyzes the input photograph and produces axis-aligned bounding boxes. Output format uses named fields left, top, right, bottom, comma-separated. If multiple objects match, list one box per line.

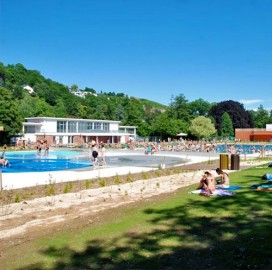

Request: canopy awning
left=176, top=132, right=188, bottom=136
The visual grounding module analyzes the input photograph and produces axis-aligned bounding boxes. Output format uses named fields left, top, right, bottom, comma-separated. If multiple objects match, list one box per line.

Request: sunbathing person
left=196, top=171, right=216, bottom=194
left=215, top=168, right=230, bottom=187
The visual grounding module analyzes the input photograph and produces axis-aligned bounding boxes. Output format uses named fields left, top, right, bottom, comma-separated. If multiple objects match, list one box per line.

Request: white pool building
left=22, top=117, right=137, bottom=146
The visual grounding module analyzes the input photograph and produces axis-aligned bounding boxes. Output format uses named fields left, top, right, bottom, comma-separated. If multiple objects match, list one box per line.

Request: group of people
left=196, top=168, right=230, bottom=195
left=144, top=143, right=157, bottom=155
left=36, top=140, right=50, bottom=156
left=89, top=142, right=106, bottom=167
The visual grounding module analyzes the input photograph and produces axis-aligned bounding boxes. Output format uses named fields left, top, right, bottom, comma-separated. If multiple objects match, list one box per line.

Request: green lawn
left=3, top=164, right=272, bottom=270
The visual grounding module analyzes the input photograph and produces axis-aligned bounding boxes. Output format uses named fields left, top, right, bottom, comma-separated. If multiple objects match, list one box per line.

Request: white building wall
left=266, top=124, right=272, bottom=131
left=23, top=117, right=135, bottom=144
left=23, top=134, right=36, bottom=142
left=110, top=122, right=119, bottom=131
left=40, top=119, right=57, bottom=133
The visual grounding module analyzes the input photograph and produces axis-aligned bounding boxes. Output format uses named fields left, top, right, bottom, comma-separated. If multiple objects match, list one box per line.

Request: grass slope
left=2, top=165, right=272, bottom=270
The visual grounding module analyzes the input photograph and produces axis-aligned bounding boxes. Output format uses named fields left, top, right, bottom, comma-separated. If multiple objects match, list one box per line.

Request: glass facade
left=68, top=121, right=77, bottom=132
left=25, top=126, right=36, bottom=133
left=94, top=122, right=101, bottom=130
left=78, top=122, right=93, bottom=133
left=103, top=123, right=109, bottom=131
left=57, top=121, right=67, bottom=133
left=53, top=120, right=122, bottom=134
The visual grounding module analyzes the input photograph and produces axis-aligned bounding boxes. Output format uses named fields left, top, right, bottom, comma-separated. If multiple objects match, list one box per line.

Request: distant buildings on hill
left=69, top=88, right=97, bottom=98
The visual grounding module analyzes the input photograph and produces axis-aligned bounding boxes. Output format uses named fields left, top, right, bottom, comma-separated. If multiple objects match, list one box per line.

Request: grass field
left=2, top=164, right=272, bottom=270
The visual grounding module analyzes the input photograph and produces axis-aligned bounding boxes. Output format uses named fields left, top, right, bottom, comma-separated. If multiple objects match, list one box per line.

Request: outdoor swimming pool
left=1, top=149, right=187, bottom=174
left=1, top=150, right=91, bottom=173
left=215, top=144, right=272, bottom=154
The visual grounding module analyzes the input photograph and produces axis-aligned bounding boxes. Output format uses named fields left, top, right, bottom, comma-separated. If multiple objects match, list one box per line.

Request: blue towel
left=250, top=183, right=272, bottom=189
left=216, top=185, right=242, bottom=190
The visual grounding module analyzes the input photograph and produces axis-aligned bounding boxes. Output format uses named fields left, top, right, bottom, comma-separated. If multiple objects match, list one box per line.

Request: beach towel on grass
left=250, top=183, right=272, bottom=191
left=189, top=189, right=236, bottom=196
left=216, top=185, right=242, bottom=191
left=209, top=190, right=236, bottom=196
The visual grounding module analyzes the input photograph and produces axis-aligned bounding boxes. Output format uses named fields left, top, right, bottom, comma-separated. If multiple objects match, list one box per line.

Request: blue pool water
left=1, top=150, right=91, bottom=173
left=215, top=144, right=272, bottom=154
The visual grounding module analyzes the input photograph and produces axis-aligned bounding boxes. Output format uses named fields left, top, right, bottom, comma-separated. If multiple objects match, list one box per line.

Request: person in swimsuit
left=196, top=171, right=216, bottom=194
left=215, top=168, right=230, bottom=187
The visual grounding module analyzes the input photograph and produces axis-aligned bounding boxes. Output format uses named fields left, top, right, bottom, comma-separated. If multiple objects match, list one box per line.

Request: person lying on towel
left=196, top=171, right=216, bottom=195
left=215, top=168, right=230, bottom=188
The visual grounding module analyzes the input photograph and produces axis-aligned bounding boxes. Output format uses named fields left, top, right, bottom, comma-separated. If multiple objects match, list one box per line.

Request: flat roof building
left=22, top=117, right=137, bottom=146
left=235, top=124, right=272, bottom=142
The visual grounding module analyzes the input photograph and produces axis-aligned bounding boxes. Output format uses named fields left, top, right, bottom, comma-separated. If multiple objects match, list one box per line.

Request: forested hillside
left=0, top=62, right=271, bottom=144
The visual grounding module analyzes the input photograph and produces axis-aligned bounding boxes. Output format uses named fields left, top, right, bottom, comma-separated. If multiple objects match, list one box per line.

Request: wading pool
left=1, top=150, right=91, bottom=173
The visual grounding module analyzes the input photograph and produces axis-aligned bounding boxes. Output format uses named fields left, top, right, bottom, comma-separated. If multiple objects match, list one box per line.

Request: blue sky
left=1, top=0, right=272, bottom=110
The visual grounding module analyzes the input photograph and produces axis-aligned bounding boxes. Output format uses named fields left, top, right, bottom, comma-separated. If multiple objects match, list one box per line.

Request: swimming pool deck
left=0, top=150, right=224, bottom=190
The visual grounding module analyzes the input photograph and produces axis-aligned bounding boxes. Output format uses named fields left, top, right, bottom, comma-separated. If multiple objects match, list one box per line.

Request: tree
left=188, top=98, right=212, bottom=116
left=17, top=94, right=38, bottom=118
left=77, top=104, right=88, bottom=119
left=189, top=116, right=216, bottom=139
left=220, top=112, right=234, bottom=137
left=252, top=105, right=270, bottom=128
left=0, top=87, right=22, bottom=143
left=35, top=82, right=58, bottom=106
left=168, top=94, right=191, bottom=122
left=209, top=100, right=253, bottom=130
left=152, top=112, right=186, bottom=139
left=54, top=98, right=68, bottom=117
left=35, top=98, right=54, bottom=116
left=113, top=103, right=126, bottom=121
left=70, top=84, right=78, bottom=91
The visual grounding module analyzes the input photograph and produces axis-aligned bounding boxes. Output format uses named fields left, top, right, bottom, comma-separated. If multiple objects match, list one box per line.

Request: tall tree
left=220, top=112, right=234, bottom=137
left=188, top=98, right=212, bottom=116
left=253, top=105, right=270, bottom=128
left=168, top=94, right=191, bottom=122
left=209, top=100, right=253, bottom=130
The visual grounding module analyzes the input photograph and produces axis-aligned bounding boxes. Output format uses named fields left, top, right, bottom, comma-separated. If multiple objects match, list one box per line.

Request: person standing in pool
left=1, top=144, right=7, bottom=158
left=91, top=143, right=99, bottom=167
left=44, top=141, right=50, bottom=156
left=0, top=156, right=9, bottom=167
left=100, top=143, right=106, bottom=166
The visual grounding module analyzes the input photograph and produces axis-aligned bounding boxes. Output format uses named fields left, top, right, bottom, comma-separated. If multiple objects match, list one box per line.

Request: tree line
left=0, top=62, right=271, bottom=144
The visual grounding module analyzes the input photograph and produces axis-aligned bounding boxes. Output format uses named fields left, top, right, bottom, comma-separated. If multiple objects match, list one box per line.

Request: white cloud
left=239, top=99, right=263, bottom=105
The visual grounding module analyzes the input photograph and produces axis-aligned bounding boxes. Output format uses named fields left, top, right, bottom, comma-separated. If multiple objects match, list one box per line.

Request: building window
left=68, top=121, right=77, bottom=132
left=57, top=121, right=67, bottom=133
left=94, top=122, right=101, bottom=130
left=25, top=126, right=36, bottom=133
left=78, top=122, right=93, bottom=133
left=103, top=123, right=109, bottom=131
left=68, top=136, right=73, bottom=143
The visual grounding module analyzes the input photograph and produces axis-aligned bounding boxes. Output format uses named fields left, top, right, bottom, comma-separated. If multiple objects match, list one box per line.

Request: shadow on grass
left=17, top=169, right=272, bottom=270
